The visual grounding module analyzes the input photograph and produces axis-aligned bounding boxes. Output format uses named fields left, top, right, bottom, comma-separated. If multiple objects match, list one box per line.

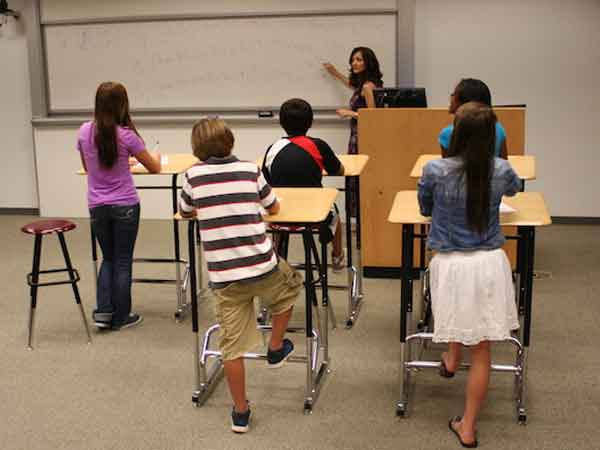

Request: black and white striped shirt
left=179, top=155, right=278, bottom=288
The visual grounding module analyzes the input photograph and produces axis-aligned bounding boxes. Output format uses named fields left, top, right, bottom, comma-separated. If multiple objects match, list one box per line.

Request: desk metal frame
left=342, top=175, right=364, bottom=328
left=396, top=224, right=536, bottom=423
left=90, top=173, right=191, bottom=320
left=186, top=218, right=332, bottom=414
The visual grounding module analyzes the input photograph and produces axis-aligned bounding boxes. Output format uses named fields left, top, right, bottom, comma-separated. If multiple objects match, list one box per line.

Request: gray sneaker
left=92, top=311, right=112, bottom=329
left=112, top=313, right=143, bottom=330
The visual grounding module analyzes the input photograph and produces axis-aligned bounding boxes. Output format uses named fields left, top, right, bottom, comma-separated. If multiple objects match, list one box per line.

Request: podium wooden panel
left=358, top=107, right=525, bottom=275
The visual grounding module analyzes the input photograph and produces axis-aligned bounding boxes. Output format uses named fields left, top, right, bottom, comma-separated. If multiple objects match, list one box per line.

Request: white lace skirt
left=429, top=248, right=519, bottom=346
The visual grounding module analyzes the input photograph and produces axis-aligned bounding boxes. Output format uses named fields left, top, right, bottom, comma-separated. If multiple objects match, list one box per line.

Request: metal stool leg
left=57, top=232, right=92, bottom=344
left=27, top=234, right=42, bottom=350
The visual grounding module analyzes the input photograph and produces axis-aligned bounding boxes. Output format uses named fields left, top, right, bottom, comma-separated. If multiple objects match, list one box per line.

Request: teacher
left=323, top=46, right=383, bottom=215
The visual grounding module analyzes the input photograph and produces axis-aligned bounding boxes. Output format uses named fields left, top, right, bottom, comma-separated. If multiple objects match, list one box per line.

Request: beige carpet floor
left=1, top=215, right=598, bottom=450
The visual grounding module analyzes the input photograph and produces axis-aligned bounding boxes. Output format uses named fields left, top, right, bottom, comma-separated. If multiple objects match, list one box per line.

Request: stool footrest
left=26, top=268, right=80, bottom=287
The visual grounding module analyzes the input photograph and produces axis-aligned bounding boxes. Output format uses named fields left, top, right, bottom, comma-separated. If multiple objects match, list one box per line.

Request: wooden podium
left=358, top=107, right=525, bottom=276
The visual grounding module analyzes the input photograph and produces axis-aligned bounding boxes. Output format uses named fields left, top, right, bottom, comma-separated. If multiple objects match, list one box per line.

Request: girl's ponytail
left=448, top=103, right=496, bottom=234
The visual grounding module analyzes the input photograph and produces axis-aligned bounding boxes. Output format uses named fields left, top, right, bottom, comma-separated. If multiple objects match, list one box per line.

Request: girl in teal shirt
left=439, top=78, right=508, bottom=159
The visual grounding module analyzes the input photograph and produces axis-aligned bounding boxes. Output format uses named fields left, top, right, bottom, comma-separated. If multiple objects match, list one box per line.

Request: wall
left=0, top=0, right=37, bottom=209
left=33, top=120, right=348, bottom=218
left=415, top=0, right=600, bottom=217
left=4, top=1, right=600, bottom=217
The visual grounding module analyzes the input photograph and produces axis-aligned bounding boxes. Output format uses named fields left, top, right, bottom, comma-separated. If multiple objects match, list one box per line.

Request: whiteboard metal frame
left=29, top=2, right=416, bottom=121
left=41, top=9, right=399, bottom=26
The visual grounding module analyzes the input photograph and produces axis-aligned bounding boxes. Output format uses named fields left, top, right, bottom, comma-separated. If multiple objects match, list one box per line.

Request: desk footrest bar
left=319, top=284, right=349, bottom=291
left=132, top=278, right=177, bottom=284
left=257, top=325, right=307, bottom=333
left=405, top=332, right=524, bottom=351
left=203, top=350, right=307, bottom=364
left=133, top=257, right=187, bottom=264
left=404, top=360, right=520, bottom=374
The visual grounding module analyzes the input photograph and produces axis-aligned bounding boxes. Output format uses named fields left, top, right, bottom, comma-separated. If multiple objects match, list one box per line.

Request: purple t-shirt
left=77, top=121, right=145, bottom=208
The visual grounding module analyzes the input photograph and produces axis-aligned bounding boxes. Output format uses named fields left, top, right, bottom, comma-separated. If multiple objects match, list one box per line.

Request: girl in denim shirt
left=418, top=103, right=521, bottom=447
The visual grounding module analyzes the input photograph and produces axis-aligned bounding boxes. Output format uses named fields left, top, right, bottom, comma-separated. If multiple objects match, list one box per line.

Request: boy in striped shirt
left=179, top=118, right=302, bottom=433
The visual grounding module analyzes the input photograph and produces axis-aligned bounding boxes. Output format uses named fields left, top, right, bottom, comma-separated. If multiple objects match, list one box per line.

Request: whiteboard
left=44, top=14, right=396, bottom=112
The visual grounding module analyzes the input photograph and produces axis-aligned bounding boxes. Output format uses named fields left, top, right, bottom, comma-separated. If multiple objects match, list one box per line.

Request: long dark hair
left=453, top=78, right=492, bottom=108
left=447, top=103, right=497, bottom=234
left=348, top=46, right=383, bottom=89
left=94, top=82, right=140, bottom=168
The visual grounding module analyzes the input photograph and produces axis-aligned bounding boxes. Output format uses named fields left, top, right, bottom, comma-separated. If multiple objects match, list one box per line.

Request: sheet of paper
left=500, top=202, right=516, bottom=214
left=134, top=155, right=168, bottom=168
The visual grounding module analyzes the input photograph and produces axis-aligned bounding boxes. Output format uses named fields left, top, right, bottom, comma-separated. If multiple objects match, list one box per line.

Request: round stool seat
left=21, top=219, right=77, bottom=235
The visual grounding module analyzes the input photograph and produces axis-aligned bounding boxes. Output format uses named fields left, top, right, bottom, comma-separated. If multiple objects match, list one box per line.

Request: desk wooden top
left=176, top=187, right=338, bottom=224
left=388, top=191, right=551, bottom=226
left=336, top=154, right=369, bottom=176
left=78, top=153, right=198, bottom=175
left=265, top=188, right=338, bottom=223
left=410, top=155, right=536, bottom=180
left=256, top=154, right=369, bottom=177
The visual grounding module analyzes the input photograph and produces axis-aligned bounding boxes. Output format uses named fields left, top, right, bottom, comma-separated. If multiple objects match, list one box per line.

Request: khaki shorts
left=212, top=259, right=303, bottom=361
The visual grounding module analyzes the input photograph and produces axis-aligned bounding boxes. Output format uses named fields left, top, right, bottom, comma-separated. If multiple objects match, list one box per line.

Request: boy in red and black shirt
left=262, top=98, right=346, bottom=270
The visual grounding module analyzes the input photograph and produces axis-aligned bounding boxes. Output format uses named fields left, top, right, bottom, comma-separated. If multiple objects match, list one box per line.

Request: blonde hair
left=190, top=118, right=234, bottom=161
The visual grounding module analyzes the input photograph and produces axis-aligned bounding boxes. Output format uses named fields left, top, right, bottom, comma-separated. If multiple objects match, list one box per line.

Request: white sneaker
left=331, top=249, right=346, bottom=273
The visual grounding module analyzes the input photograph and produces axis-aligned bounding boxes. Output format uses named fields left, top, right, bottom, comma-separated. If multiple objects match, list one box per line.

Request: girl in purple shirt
left=78, top=82, right=161, bottom=330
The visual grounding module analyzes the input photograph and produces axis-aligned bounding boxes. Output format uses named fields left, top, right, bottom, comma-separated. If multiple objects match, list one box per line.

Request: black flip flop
left=448, top=417, right=478, bottom=448
left=439, top=358, right=455, bottom=378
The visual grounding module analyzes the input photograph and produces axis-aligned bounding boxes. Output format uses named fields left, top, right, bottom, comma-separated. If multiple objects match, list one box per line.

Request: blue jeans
left=90, top=203, right=140, bottom=326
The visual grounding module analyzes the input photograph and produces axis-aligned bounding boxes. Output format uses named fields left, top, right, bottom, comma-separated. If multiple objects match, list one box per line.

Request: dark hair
left=453, top=78, right=492, bottom=107
left=190, top=117, right=234, bottom=161
left=279, top=98, right=313, bottom=136
left=447, top=103, right=497, bottom=234
left=94, top=82, right=140, bottom=169
left=348, top=47, right=383, bottom=90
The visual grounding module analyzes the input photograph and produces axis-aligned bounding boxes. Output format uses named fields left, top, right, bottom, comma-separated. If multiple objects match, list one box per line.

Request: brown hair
left=190, top=118, right=234, bottom=161
left=447, top=102, right=497, bottom=234
left=94, top=82, right=140, bottom=168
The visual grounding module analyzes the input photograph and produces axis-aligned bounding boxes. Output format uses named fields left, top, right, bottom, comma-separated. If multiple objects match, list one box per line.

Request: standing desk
left=388, top=191, right=551, bottom=423
left=410, top=155, right=536, bottom=181
left=256, top=154, right=369, bottom=328
left=183, top=187, right=338, bottom=413
left=81, top=153, right=198, bottom=320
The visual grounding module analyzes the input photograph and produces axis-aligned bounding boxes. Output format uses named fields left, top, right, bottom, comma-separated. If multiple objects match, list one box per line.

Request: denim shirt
left=418, top=157, right=521, bottom=252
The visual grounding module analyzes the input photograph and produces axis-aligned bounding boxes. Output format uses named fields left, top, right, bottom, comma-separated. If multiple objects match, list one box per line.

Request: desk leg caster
left=256, top=304, right=270, bottom=326
left=303, top=400, right=313, bottom=415
left=192, top=392, right=200, bottom=408
left=345, top=318, right=354, bottom=329
left=517, top=408, right=527, bottom=425
left=174, top=304, right=190, bottom=322
left=396, top=403, right=407, bottom=418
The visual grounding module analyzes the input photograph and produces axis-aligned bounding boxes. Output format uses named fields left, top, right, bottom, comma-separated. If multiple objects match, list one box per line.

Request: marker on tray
left=258, top=110, right=274, bottom=118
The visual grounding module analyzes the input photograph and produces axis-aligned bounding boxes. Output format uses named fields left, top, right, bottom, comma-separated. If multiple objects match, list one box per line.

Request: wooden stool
left=21, top=219, right=92, bottom=349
